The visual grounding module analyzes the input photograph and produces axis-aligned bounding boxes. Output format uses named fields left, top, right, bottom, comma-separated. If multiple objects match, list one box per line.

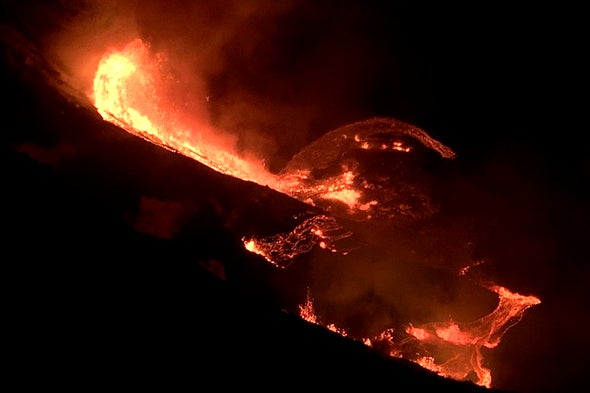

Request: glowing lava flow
left=90, top=38, right=425, bottom=262
left=91, top=39, right=372, bottom=225
left=91, top=39, right=541, bottom=388
left=403, top=284, right=541, bottom=387
left=92, top=39, right=279, bottom=188
left=301, top=285, right=541, bottom=388
left=91, top=39, right=454, bottom=224
left=242, top=215, right=352, bottom=268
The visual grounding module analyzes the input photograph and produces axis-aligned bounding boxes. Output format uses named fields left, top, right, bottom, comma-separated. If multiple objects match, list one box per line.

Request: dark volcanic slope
left=0, top=27, right=507, bottom=392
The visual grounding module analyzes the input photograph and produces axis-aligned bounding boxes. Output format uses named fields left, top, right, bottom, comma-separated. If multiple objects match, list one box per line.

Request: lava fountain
left=90, top=38, right=541, bottom=389
left=92, top=38, right=278, bottom=187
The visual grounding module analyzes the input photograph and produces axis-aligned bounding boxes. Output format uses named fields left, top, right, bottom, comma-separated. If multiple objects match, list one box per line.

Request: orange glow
left=459, top=260, right=485, bottom=276
left=298, top=284, right=540, bottom=389
left=299, top=289, right=348, bottom=336
left=408, top=327, right=429, bottom=341
left=243, top=239, right=275, bottom=265
left=241, top=215, right=352, bottom=268
left=298, top=289, right=318, bottom=324
left=402, top=284, right=540, bottom=387
left=92, top=39, right=279, bottom=188
left=321, top=188, right=361, bottom=208
left=91, top=39, right=394, bottom=222
left=393, top=141, right=411, bottom=152
left=91, top=39, right=541, bottom=389
left=92, top=40, right=463, bottom=228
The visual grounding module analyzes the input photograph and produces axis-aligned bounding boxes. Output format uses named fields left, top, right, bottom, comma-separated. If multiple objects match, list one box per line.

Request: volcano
left=1, top=28, right=501, bottom=392
left=2, top=2, right=587, bottom=393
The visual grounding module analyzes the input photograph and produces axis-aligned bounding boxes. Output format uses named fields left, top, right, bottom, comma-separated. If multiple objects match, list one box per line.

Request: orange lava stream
left=92, top=39, right=281, bottom=189
left=91, top=39, right=378, bottom=217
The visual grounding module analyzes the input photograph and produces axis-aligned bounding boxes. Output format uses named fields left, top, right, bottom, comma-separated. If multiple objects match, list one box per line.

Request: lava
left=241, top=214, right=352, bottom=268
left=90, top=38, right=541, bottom=389
left=92, top=38, right=279, bottom=188
left=301, top=285, right=541, bottom=388
left=403, top=284, right=541, bottom=387
left=91, top=39, right=456, bottom=222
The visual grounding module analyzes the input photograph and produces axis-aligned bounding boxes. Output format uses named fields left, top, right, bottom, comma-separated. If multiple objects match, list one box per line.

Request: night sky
left=2, top=2, right=587, bottom=392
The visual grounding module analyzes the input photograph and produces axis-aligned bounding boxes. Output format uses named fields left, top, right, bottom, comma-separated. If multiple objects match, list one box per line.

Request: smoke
left=28, top=0, right=142, bottom=98
left=130, top=0, right=391, bottom=171
left=305, top=230, right=499, bottom=339
left=4, top=3, right=586, bottom=391
left=131, top=0, right=303, bottom=168
left=24, top=0, right=418, bottom=172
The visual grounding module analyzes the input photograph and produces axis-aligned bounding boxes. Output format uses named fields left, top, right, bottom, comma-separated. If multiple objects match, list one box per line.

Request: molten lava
left=93, top=39, right=278, bottom=188
left=301, top=284, right=540, bottom=388
left=242, top=215, right=352, bottom=268
left=91, top=38, right=541, bottom=389
left=403, top=284, right=541, bottom=387
left=91, top=39, right=453, bottom=224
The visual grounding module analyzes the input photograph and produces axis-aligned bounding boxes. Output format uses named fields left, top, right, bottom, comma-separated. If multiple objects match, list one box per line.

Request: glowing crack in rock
left=242, top=215, right=352, bottom=268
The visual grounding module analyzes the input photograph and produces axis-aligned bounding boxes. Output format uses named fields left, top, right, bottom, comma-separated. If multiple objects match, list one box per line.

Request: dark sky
left=1, top=2, right=588, bottom=392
